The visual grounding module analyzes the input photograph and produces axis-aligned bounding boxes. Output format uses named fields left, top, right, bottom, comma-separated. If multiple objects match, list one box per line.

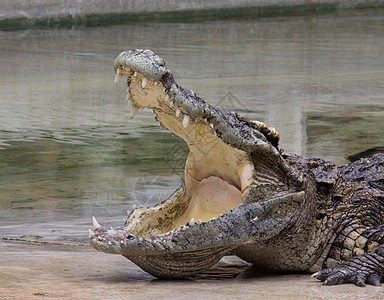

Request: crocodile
left=89, top=49, right=384, bottom=286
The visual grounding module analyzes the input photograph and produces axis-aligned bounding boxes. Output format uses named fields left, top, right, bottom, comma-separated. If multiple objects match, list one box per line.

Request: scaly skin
left=89, top=49, right=384, bottom=285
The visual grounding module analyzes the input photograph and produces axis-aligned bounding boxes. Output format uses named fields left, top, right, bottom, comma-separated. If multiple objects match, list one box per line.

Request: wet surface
left=1, top=9, right=384, bottom=298
left=2, top=241, right=384, bottom=299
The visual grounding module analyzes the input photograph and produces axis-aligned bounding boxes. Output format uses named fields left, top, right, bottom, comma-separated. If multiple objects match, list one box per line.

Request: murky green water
left=1, top=11, right=383, bottom=243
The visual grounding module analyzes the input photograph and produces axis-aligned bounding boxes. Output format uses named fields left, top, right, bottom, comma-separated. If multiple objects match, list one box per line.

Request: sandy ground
left=1, top=240, right=383, bottom=300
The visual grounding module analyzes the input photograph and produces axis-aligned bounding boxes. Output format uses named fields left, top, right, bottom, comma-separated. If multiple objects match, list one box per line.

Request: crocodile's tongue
left=182, top=171, right=243, bottom=224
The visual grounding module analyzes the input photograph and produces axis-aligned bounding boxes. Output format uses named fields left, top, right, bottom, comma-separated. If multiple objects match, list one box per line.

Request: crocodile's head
left=89, top=49, right=306, bottom=278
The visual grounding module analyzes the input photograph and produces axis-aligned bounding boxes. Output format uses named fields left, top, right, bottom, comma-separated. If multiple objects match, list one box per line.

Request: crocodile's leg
left=314, top=225, right=384, bottom=286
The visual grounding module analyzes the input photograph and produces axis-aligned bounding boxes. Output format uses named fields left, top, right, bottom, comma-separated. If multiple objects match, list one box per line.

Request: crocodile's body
left=89, top=49, right=384, bottom=286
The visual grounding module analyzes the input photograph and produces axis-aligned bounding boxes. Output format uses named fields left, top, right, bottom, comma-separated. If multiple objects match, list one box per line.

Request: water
left=1, top=10, right=383, bottom=244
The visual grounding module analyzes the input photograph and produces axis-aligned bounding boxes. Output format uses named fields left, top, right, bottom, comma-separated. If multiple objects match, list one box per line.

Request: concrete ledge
left=1, top=0, right=384, bottom=28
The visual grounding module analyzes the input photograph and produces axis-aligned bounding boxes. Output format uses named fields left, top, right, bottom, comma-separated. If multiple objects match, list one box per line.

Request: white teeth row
left=115, top=69, right=193, bottom=129
left=117, top=69, right=158, bottom=119
left=179, top=218, right=204, bottom=231
left=90, top=215, right=203, bottom=241
left=173, top=105, right=189, bottom=128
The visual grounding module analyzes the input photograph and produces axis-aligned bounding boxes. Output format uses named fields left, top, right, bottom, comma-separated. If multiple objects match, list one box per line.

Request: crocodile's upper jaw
left=114, top=52, right=254, bottom=235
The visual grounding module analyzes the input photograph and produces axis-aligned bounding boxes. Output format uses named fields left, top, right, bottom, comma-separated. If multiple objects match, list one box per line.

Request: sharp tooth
left=130, top=105, right=139, bottom=119
left=170, top=101, right=174, bottom=108
left=154, top=81, right=159, bottom=86
left=134, top=71, right=137, bottom=77
left=142, top=77, right=148, bottom=88
left=165, top=94, right=169, bottom=102
left=176, top=108, right=181, bottom=118
left=210, top=123, right=214, bottom=128
left=88, top=229, right=95, bottom=238
left=162, top=87, right=166, bottom=92
left=127, top=100, right=132, bottom=107
left=114, top=68, right=123, bottom=84
left=132, top=204, right=137, bottom=209
left=188, top=218, right=195, bottom=226
left=183, top=115, right=190, bottom=128
left=92, top=216, right=101, bottom=229
left=108, top=241, right=112, bottom=246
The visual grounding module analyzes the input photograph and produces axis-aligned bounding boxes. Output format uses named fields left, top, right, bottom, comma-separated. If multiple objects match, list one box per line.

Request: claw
left=311, top=272, right=318, bottom=278
left=88, top=229, right=95, bottom=238
left=92, top=216, right=101, bottom=229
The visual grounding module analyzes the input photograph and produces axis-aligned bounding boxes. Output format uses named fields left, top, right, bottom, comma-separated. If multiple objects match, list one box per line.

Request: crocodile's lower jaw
left=114, top=64, right=254, bottom=236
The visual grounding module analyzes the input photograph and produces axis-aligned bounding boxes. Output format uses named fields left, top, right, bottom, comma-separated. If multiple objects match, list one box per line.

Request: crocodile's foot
left=313, top=247, right=384, bottom=287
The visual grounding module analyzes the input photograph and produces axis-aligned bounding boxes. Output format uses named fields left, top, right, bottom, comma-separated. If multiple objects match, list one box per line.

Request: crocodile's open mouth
left=89, top=50, right=302, bottom=278
left=114, top=56, right=254, bottom=236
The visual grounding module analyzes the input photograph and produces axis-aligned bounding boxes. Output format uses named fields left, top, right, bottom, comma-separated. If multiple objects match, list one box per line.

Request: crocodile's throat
left=115, top=62, right=254, bottom=236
